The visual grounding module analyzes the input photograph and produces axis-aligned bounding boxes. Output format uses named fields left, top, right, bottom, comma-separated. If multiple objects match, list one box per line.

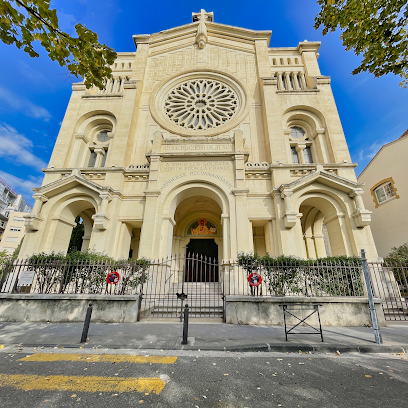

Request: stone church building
left=21, top=10, right=379, bottom=263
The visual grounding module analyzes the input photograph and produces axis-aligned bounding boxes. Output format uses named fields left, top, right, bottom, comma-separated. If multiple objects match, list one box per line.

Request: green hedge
left=26, top=250, right=150, bottom=294
left=237, top=253, right=364, bottom=297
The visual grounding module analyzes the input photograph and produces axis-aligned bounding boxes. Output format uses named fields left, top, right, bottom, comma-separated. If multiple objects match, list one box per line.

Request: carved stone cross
left=192, top=9, right=214, bottom=23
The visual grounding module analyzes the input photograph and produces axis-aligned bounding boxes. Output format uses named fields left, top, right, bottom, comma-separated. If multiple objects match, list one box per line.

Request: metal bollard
left=80, top=303, right=93, bottom=343
left=181, top=304, right=189, bottom=345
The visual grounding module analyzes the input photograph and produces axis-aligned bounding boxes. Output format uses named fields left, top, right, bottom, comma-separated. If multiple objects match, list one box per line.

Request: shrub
left=237, top=252, right=364, bottom=297
left=26, top=249, right=150, bottom=294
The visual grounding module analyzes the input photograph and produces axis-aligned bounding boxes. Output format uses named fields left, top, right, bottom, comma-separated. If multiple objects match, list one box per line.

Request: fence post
left=80, top=303, right=93, bottom=343
left=181, top=304, right=189, bottom=345
left=361, top=249, right=383, bottom=344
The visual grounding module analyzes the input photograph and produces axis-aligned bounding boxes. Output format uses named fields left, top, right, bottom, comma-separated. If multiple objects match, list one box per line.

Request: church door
left=185, top=239, right=219, bottom=282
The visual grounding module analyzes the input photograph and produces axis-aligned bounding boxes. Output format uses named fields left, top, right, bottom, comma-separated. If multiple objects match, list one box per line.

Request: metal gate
left=369, top=261, right=408, bottom=321
left=139, top=253, right=224, bottom=320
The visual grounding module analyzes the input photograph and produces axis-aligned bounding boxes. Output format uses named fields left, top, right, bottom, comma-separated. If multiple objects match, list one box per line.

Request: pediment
left=277, top=169, right=363, bottom=195
left=133, top=21, right=271, bottom=54
left=33, top=172, right=114, bottom=199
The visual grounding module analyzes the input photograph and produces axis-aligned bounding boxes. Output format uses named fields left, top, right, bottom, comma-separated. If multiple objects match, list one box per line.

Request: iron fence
left=0, top=258, right=149, bottom=295
left=368, top=260, right=408, bottom=321
left=1, top=255, right=408, bottom=321
left=139, top=253, right=224, bottom=319
left=223, top=258, right=365, bottom=297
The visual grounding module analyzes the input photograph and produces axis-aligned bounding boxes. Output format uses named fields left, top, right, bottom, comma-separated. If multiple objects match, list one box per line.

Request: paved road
left=0, top=346, right=407, bottom=407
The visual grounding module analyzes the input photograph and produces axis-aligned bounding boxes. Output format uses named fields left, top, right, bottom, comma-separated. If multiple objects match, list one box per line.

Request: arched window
left=97, top=131, right=110, bottom=143
left=87, top=130, right=111, bottom=168
left=290, top=127, right=305, bottom=139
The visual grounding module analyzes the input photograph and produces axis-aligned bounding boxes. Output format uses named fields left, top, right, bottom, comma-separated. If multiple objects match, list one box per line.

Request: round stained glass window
left=164, top=79, right=238, bottom=130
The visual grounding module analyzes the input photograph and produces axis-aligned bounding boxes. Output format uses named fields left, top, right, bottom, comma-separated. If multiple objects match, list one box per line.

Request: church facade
left=21, top=10, right=379, bottom=262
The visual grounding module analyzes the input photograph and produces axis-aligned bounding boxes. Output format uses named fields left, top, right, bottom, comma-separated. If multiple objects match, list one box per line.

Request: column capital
left=279, top=188, right=293, bottom=199
left=232, top=188, right=249, bottom=196
left=144, top=190, right=161, bottom=197
left=349, top=188, right=364, bottom=198
left=99, top=193, right=112, bottom=202
left=32, top=193, right=48, bottom=203
left=92, top=213, right=110, bottom=230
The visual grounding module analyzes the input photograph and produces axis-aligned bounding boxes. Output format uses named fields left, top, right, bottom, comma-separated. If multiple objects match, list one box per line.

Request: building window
left=290, top=127, right=305, bottom=139
left=374, top=182, right=396, bottom=204
left=291, top=147, right=299, bottom=164
left=13, top=217, right=25, bottom=222
left=6, top=236, right=18, bottom=242
left=97, top=131, right=110, bottom=142
left=303, top=146, right=313, bottom=163
left=9, top=227, right=21, bottom=232
left=88, top=151, right=97, bottom=167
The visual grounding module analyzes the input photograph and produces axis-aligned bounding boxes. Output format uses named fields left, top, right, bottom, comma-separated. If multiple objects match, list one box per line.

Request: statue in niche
left=190, top=218, right=217, bottom=235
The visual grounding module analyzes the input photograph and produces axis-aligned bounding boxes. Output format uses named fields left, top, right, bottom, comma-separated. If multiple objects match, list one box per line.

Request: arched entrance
left=173, top=194, right=222, bottom=282
left=43, top=197, right=97, bottom=254
left=299, top=195, right=353, bottom=258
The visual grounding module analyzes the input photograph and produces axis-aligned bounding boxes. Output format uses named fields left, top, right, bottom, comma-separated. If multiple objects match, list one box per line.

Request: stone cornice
left=275, top=168, right=363, bottom=195
left=133, top=21, right=271, bottom=48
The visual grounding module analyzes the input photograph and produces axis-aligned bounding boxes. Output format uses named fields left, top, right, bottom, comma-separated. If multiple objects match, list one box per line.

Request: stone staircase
left=141, top=282, right=224, bottom=319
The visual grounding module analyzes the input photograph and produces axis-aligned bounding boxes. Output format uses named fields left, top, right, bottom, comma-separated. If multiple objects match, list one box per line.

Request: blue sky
left=0, top=0, right=407, bottom=205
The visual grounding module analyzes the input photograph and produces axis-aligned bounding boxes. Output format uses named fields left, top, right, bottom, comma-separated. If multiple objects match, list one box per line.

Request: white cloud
left=0, top=123, right=48, bottom=169
left=0, top=86, right=51, bottom=121
left=0, top=171, right=43, bottom=203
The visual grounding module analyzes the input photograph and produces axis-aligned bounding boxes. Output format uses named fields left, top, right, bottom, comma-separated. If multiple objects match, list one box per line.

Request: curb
left=1, top=342, right=406, bottom=354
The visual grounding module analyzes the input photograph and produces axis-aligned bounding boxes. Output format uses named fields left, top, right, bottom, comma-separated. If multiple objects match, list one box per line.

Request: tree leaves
left=0, top=0, right=116, bottom=89
left=315, top=0, right=408, bottom=87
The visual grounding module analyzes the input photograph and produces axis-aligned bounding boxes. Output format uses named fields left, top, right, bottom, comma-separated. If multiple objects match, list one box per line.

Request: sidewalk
left=1, top=321, right=408, bottom=354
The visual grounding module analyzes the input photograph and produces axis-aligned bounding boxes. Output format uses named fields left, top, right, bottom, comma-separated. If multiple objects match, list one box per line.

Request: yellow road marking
left=0, top=374, right=166, bottom=394
left=19, top=354, right=177, bottom=364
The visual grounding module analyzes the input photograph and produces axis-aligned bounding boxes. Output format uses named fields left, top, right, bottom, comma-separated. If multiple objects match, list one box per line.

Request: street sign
left=247, top=272, right=262, bottom=287
left=106, top=271, right=120, bottom=284
left=18, top=271, right=35, bottom=286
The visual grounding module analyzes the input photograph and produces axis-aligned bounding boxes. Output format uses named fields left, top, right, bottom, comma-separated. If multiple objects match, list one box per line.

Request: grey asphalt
left=1, top=350, right=407, bottom=407
left=1, top=320, right=408, bottom=353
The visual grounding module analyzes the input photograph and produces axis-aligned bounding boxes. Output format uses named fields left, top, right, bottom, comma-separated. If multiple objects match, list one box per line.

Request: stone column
left=299, top=72, right=307, bottom=89
left=277, top=72, right=284, bottom=90
left=160, top=216, right=175, bottom=258
left=304, top=233, right=317, bottom=258
left=138, top=191, right=161, bottom=259
left=313, top=233, right=326, bottom=258
left=248, top=220, right=254, bottom=253
left=221, top=214, right=230, bottom=260
left=81, top=235, right=91, bottom=251
left=139, top=131, right=163, bottom=259
left=292, top=72, right=300, bottom=90
left=284, top=72, right=292, bottom=90
left=69, top=134, right=89, bottom=167
left=296, top=144, right=306, bottom=164
left=117, top=222, right=132, bottom=259
left=264, top=220, right=275, bottom=256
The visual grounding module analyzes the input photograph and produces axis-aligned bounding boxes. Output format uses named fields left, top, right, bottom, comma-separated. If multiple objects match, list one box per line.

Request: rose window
left=164, top=79, right=238, bottom=130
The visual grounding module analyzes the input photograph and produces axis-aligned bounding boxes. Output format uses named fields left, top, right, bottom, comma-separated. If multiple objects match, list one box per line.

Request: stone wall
left=0, top=294, right=140, bottom=323
left=225, top=296, right=386, bottom=327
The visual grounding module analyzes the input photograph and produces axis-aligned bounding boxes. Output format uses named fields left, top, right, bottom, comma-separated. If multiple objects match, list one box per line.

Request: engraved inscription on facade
left=162, top=144, right=232, bottom=152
